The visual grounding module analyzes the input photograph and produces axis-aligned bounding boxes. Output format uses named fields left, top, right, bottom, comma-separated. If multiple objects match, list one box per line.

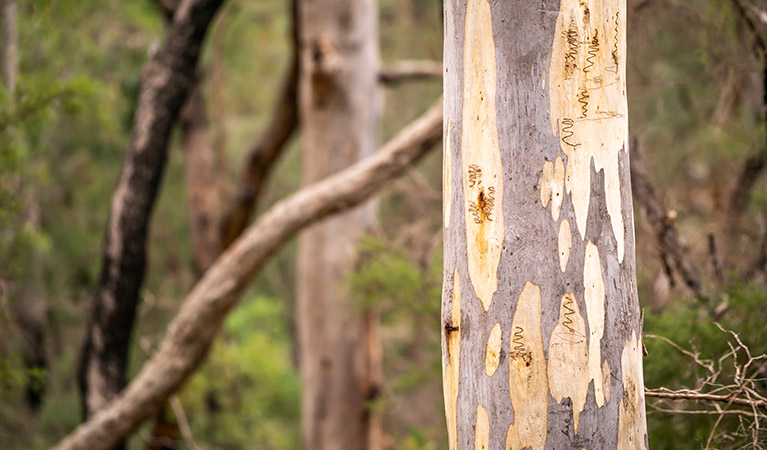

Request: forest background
left=1, top=0, right=766, bottom=449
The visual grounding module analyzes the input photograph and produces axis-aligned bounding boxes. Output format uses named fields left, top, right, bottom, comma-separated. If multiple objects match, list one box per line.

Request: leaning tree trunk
left=296, top=0, right=383, bottom=449
left=441, top=0, right=648, bottom=449
left=78, top=0, right=224, bottom=429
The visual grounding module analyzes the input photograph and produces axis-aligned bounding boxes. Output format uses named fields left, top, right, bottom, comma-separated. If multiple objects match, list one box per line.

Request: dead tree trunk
left=296, top=0, right=383, bottom=449
left=441, top=0, right=648, bottom=448
left=78, top=0, right=224, bottom=427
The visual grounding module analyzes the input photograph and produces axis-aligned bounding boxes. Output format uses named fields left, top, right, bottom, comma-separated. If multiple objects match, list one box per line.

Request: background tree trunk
left=182, top=79, right=225, bottom=275
left=296, top=0, right=383, bottom=449
left=441, top=0, right=648, bottom=448
left=77, top=0, right=224, bottom=429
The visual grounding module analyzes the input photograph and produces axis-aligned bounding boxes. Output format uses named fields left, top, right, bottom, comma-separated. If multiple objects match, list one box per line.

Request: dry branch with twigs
left=644, top=325, right=767, bottom=448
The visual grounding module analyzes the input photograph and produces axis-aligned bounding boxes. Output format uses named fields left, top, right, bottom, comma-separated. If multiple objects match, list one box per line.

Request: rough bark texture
left=1, top=0, right=17, bottom=93
left=50, top=99, right=442, bottom=450
left=441, top=1, right=648, bottom=449
left=77, top=0, right=224, bottom=423
left=296, top=0, right=383, bottom=449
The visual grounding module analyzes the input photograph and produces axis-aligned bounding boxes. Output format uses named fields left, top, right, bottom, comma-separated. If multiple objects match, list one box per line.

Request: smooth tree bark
left=441, top=0, right=648, bottom=448
left=296, top=0, right=383, bottom=449
left=78, top=0, right=224, bottom=423
left=50, top=99, right=442, bottom=450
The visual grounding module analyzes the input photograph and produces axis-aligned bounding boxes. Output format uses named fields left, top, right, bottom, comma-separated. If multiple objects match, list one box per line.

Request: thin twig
left=169, top=396, right=203, bottom=450
left=644, top=390, right=767, bottom=410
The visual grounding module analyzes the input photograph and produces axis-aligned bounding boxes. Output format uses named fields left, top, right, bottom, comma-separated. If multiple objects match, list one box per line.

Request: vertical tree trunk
left=2, top=0, right=49, bottom=412
left=441, top=0, right=648, bottom=449
left=182, top=80, right=224, bottom=275
left=1, top=0, right=17, bottom=93
left=296, top=1, right=383, bottom=449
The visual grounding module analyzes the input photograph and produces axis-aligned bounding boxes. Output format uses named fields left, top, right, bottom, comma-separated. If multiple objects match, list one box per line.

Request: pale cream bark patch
left=540, top=155, right=565, bottom=221
left=584, top=241, right=606, bottom=407
left=462, top=0, right=505, bottom=311
left=558, top=219, right=573, bottom=272
left=506, top=281, right=548, bottom=450
left=547, top=292, right=589, bottom=433
left=485, top=322, right=502, bottom=376
left=443, top=271, right=461, bottom=450
left=444, top=118, right=452, bottom=229
left=548, top=0, right=628, bottom=262
left=617, top=332, right=648, bottom=450
left=475, top=403, right=490, bottom=450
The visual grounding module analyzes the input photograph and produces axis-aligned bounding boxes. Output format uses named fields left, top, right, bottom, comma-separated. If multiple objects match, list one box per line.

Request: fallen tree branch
left=379, top=59, right=442, bottom=85
left=51, top=98, right=443, bottom=450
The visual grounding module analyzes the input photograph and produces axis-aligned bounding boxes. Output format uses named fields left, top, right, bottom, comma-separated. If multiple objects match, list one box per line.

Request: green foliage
left=643, top=284, right=767, bottom=449
left=180, top=295, right=300, bottom=450
left=350, top=237, right=442, bottom=318
left=348, top=236, right=447, bottom=449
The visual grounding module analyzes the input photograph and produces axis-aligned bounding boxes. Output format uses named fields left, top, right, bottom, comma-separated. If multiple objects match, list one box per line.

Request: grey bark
left=442, top=1, right=647, bottom=449
left=77, top=0, right=224, bottom=426
left=296, top=0, right=383, bottom=449
left=50, top=99, right=442, bottom=450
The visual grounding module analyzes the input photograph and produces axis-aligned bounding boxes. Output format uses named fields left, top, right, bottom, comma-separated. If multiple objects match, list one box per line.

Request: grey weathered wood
left=441, top=1, right=648, bottom=448
left=296, top=0, right=383, bottom=449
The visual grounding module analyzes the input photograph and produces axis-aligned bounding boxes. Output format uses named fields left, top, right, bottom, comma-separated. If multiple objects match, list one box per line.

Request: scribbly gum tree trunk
left=296, top=0, right=382, bottom=449
left=441, top=0, right=648, bottom=449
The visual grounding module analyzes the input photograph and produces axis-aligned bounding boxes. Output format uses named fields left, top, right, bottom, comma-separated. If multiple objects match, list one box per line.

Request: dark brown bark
left=50, top=99, right=442, bottom=450
left=219, top=0, right=299, bottom=250
left=77, top=0, right=225, bottom=427
left=724, top=0, right=767, bottom=275
left=13, top=274, right=49, bottom=411
left=630, top=140, right=707, bottom=302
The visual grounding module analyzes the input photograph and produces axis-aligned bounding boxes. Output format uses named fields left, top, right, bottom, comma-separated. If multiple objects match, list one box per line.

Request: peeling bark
left=442, top=0, right=647, bottom=448
left=51, top=98, right=442, bottom=450
left=77, top=0, right=224, bottom=426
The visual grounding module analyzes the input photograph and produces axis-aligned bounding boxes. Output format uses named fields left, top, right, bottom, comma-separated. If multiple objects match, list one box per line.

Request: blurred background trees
left=0, top=0, right=765, bottom=449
